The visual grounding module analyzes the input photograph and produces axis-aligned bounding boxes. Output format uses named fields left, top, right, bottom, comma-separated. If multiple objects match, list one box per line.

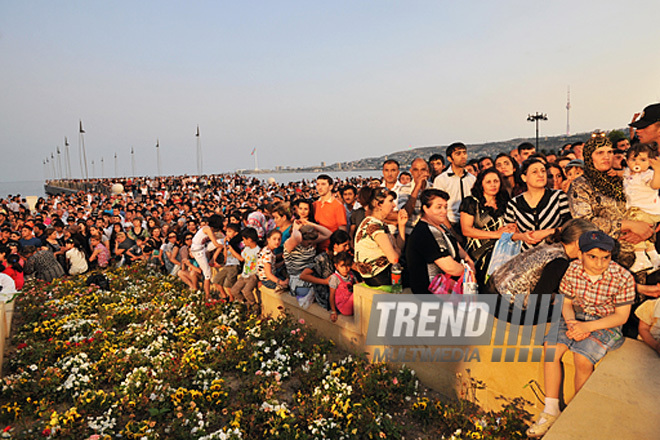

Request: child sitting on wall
left=528, top=230, right=634, bottom=437
left=329, top=251, right=357, bottom=322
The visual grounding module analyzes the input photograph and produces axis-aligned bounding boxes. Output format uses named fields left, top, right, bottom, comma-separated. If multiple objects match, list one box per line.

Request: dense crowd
left=3, top=103, right=660, bottom=437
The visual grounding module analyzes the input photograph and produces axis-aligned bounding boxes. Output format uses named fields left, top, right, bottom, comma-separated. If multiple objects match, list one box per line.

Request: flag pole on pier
left=156, top=139, right=162, bottom=176
left=131, top=147, right=136, bottom=176
left=196, top=125, right=203, bottom=175
left=64, top=137, right=72, bottom=179
left=79, top=120, right=89, bottom=179
left=251, top=147, right=258, bottom=171
left=51, top=153, right=56, bottom=178
left=114, top=153, right=118, bottom=177
left=44, top=159, right=49, bottom=180
left=56, top=147, right=63, bottom=180
left=101, top=157, right=104, bottom=178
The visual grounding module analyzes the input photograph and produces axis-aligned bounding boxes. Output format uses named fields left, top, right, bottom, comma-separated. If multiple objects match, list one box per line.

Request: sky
left=1, top=0, right=660, bottom=181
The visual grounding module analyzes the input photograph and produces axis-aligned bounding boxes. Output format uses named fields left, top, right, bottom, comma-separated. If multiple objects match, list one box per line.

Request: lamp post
left=527, top=112, right=548, bottom=150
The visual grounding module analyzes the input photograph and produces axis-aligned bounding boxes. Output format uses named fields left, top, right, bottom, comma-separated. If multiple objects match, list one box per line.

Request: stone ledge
left=260, top=283, right=583, bottom=414
left=545, top=338, right=660, bottom=440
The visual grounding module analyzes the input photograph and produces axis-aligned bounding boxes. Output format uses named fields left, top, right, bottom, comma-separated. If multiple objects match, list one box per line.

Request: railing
left=44, top=180, right=111, bottom=196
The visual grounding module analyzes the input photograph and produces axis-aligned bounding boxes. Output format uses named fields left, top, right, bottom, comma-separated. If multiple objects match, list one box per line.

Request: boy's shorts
left=212, top=265, right=239, bottom=287
left=548, top=314, right=624, bottom=365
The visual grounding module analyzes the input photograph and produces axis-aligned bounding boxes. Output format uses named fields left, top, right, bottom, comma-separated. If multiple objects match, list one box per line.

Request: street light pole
left=527, top=112, right=548, bottom=150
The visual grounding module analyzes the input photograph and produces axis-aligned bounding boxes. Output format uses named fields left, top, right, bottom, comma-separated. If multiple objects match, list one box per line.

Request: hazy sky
left=2, top=1, right=660, bottom=181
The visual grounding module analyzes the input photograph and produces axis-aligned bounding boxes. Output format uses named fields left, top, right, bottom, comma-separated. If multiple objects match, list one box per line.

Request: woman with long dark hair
left=354, top=187, right=408, bottom=287
left=459, top=168, right=515, bottom=283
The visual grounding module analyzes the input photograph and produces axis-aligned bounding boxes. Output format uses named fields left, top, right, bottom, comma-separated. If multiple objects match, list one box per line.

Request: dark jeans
left=364, top=265, right=392, bottom=287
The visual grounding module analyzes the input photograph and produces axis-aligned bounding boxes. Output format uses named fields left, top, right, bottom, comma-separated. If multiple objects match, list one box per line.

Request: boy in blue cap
left=528, top=230, right=635, bottom=437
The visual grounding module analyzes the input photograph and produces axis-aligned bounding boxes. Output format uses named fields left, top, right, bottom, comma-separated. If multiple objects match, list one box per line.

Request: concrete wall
left=260, top=284, right=580, bottom=414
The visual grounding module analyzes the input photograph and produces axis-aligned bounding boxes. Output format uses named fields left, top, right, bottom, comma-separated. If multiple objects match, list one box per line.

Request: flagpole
left=101, top=157, right=104, bottom=178
left=79, top=120, right=89, bottom=179
left=156, top=139, right=161, bottom=176
left=91, top=160, right=95, bottom=178
left=43, top=160, right=48, bottom=180
left=255, top=148, right=259, bottom=171
left=131, top=147, right=135, bottom=176
left=51, top=153, right=56, bottom=179
left=56, top=147, right=63, bottom=180
left=114, top=153, right=118, bottom=177
left=196, top=125, right=202, bottom=175
left=64, top=137, right=72, bottom=179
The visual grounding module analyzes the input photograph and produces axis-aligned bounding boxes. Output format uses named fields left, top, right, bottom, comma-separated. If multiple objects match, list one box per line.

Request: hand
left=631, top=112, right=642, bottom=124
left=621, top=220, right=653, bottom=242
left=414, top=170, right=430, bottom=189
left=566, top=320, right=591, bottom=341
left=330, top=311, right=338, bottom=322
left=649, top=157, right=660, bottom=170
left=397, top=209, right=409, bottom=226
left=607, top=168, right=619, bottom=177
left=279, top=278, right=289, bottom=287
left=637, top=283, right=660, bottom=298
left=499, top=223, right=517, bottom=234
left=520, top=231, right=542, bottom=245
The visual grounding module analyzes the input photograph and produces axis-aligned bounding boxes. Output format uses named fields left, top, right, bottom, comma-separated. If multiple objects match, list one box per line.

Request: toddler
left=328, top=251, right=357, bottom=322
left=257, top=229, right=289, bottom=291
left=623, top=143, right=660, bottom=272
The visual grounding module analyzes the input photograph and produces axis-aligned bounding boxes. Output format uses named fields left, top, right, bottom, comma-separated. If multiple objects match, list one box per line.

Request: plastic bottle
left=391, top=262, right=403, bottom=293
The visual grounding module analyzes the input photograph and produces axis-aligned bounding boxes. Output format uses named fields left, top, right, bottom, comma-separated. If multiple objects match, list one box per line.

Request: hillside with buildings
left=247, top=131, right=608, bottom=174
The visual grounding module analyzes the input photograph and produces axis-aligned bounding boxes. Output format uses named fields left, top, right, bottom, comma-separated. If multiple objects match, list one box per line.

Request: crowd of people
left=3, top=103, right=660, bottom=437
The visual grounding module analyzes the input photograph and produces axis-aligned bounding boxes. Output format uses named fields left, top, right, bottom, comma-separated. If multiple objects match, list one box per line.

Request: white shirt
left=433, top=168, right=476, bottom=224
left=624, top=167, right=660, bottom=216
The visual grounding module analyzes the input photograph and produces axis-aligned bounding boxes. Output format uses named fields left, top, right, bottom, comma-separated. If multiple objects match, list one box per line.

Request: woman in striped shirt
left=504, top=159, right=572, bottom=251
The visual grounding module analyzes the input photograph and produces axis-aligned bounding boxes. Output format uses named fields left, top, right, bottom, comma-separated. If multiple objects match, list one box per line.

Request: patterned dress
left=354, top=216, right=392, bottom=279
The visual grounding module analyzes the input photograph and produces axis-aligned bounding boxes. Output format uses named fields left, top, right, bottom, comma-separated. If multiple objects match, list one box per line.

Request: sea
left=0, top=180, right=47, bottom=199
left=0, top=171, right=383, bottom=199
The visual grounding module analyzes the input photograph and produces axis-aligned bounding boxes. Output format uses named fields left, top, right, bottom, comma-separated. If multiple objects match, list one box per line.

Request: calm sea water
left=0, top=181, right=46, bottom=199
left=0, top=171, right=383, bottom=199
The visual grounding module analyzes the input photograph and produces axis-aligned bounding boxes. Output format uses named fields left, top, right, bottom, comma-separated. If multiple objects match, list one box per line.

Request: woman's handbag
left=429, top=272, right=463, bottom=295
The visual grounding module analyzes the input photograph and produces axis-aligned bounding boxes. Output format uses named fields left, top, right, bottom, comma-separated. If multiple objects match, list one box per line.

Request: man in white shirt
left=433, top=142, right=476, bottom=240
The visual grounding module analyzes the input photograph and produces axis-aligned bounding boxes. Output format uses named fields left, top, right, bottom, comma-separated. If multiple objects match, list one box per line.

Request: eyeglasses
left=168, top=235, right=177, bottom=239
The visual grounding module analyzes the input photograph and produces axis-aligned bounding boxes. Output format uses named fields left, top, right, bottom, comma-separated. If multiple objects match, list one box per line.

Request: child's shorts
left=548, top=314, right=624, bottom=365
left=212, top=265, right=239, bottom=287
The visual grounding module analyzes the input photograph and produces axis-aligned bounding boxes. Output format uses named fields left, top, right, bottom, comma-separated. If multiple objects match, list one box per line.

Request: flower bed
left=1, top=264, right=531, bottom=439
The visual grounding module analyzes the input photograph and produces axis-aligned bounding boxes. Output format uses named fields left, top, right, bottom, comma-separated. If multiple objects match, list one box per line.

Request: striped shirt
left=504, top=189, right=571, bottom=251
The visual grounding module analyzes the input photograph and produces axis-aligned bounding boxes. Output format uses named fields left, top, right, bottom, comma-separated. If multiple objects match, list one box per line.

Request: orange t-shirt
left=314, top=197, right=347, bottom=232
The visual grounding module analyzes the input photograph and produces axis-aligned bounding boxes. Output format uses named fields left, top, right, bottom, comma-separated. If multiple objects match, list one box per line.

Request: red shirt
left=3, top=267, right=24, bottom=291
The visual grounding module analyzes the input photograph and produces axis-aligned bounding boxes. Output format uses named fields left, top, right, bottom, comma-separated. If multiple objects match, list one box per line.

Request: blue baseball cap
left=578, top=230, right=615, bottom=253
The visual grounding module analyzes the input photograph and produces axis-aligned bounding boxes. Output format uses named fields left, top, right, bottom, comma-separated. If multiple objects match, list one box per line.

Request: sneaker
left=630, top=254, right=653, bottom=273
left=526, top=412, right=558, bottom=438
